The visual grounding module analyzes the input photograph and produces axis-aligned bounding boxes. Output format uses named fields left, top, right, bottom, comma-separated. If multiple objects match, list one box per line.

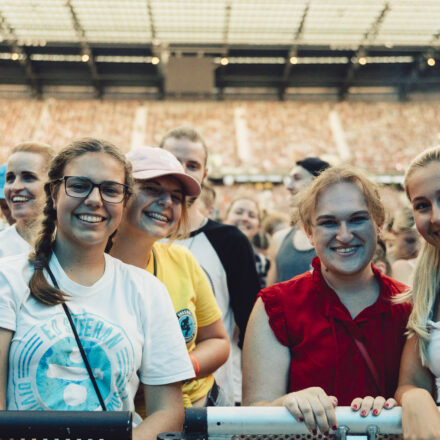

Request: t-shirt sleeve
left=138, top=277, right=195, bottom=385
left=190, top=254, right=222, bottom=328
left=259, top=286, right=289, bottom=347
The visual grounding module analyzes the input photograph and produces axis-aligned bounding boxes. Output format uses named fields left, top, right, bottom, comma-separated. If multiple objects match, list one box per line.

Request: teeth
left=78, top=214, right=104, bottom=223
left=12, top=196, right=29, bottom=202
left=147, top=212, right=168, bottom=222
left=334, top=247, right=356, bottom=253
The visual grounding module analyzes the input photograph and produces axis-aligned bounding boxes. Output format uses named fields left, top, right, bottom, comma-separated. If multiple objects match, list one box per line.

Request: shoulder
left=203, top=219, right=247, bottom=240
left=272, top=227, right=291, bottom=246
left=0, top=253, right=33, bottom=300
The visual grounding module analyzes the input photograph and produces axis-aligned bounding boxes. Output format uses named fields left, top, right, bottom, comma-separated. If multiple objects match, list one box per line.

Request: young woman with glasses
left=0, top=142, right=55, bottom=257
left=0, top=138, right=194, bottom=440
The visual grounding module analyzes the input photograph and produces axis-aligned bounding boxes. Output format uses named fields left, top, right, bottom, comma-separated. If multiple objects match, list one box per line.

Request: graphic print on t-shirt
left=11, top=312, right=135, bottom=411
left=177, top=309, right=196, bottom=343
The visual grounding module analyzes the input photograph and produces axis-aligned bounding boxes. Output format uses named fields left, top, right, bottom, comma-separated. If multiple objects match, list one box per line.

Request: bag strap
left=46, top=265, right=107, bottom=411
left=350, top=334, right=381, bottom=395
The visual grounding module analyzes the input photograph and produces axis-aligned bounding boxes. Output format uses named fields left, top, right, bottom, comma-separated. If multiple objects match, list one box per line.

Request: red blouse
left=259, top=257, right=411, bottom=405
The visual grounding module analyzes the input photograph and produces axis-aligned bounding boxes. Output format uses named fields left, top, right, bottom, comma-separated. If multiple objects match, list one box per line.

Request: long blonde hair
left=403, top=146, right=440, bottom=364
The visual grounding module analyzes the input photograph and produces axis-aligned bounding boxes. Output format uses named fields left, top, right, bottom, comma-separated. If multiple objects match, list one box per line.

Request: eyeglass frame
left=54, top=176, right=129, bottom=204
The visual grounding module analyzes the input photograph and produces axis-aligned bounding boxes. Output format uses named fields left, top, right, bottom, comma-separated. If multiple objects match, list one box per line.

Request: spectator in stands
left=195, top=182, right=217, bottom=219
left=110, top=146, right=230, bottom=408
left=160, top=126, right=260, bottom=405
left=395, top=146, right=440, bottom=439
left=372, top=239, right=392, bottom=276
left=0, top=138, right=193, bottom=440
left=266, top=157, right=330, bottom=286
left=0, top=163, right=14, bottom=230
left=224, top=196, right=270, bottom=289
left=0, top=142, right=55, bottom=257
left=389, top=207, right=420, bottom=286
left=243, top=165, right=411, bottom=435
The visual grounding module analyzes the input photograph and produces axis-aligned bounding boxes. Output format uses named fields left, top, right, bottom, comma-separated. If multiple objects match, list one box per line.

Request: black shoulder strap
left=46, top=265, right=107, bottom=411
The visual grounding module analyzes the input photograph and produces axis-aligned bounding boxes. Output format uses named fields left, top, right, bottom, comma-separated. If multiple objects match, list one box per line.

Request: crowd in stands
left=1, top=99, right=440, bottom=174
left=2, top=102, right=440, bottom=440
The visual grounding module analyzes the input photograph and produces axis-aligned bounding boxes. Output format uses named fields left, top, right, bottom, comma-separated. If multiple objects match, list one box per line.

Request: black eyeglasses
left=56, top=176, right=128, bottom=204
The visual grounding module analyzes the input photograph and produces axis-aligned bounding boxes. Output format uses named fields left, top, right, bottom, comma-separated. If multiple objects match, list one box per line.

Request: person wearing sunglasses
left=0, top=138, right=194, bottom=440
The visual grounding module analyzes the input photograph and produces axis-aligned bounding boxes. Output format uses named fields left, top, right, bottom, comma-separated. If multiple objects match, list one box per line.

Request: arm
left=395, top=335, right=440, bottom=440
left=133, top=382, right=184, bottom=440
left=242, top=298, right=336, bottom=434
left=192, top=318, right=230, bottom=378
left=0, top=328, right=12, bottom=409
left=265, top=228, right=289, bottom=287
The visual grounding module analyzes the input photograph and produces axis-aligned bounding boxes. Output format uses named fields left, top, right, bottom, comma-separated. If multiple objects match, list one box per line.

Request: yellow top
left=146, top=242, right=222, bottom=406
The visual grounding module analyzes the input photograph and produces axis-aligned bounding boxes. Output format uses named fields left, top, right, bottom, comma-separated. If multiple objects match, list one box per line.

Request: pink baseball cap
left=126, top=146, right=201, bottom=197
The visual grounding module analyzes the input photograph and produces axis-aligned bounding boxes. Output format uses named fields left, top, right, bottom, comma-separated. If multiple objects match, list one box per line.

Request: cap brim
left=132, top=169, right=201, bottom=197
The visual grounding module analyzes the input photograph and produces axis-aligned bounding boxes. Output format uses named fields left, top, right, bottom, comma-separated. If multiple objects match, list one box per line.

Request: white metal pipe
left=207, top=407, right=403, bottom=435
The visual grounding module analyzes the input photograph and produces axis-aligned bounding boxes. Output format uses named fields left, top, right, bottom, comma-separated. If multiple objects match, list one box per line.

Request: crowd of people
left=1, top=100, right=440, bottom=174
left=1, top=122, right=440, bottom=440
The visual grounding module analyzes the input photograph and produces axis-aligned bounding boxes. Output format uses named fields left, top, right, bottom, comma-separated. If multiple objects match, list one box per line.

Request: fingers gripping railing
left=0, top=410, right=132, bottom=439
left=158, top=407, right=404, bottom=440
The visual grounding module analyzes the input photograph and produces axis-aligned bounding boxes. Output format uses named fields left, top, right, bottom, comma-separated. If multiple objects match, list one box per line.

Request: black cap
left=296, top=157, right=330, bottom=177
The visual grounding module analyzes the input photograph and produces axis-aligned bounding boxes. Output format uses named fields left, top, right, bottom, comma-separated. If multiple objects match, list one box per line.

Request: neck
left=111, top=226, right=155, bottom=268
left=15, top=217, right=41, bottom=246
left=321, top=263, right=379, bottom=318
left=53, top=236, right=107, bottom=286
left=187, top=205, right=207, bottom=232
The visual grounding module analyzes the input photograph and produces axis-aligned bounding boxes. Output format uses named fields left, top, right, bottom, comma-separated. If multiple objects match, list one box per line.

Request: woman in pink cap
left=111, top=146, right=230, bottom=410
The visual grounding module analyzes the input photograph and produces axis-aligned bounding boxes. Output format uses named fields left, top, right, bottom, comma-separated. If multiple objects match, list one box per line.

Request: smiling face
left=307, top=181, right=377, bottom=278
left=225, top=198, right=260, bottom=240
left=407, top=161, right=440, bottom=249
left=52, top=152, right=126, bottom=250
left=4, top=151, right=48, bottom=223
left=123, top=175, right=184, bottom=241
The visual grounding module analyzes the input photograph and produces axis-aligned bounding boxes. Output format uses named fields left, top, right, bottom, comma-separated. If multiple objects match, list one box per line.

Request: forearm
left=397, top=386, right=435, bottom=406
left=191, top=337, right=230, bottom=378
left=133, top=407, right=184, bottom=440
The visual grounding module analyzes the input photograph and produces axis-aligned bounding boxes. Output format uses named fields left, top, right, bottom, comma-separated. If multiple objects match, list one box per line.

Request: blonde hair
left=295, top=165, right=385, bottom=233
left=401, top=146, right=440, bottom=364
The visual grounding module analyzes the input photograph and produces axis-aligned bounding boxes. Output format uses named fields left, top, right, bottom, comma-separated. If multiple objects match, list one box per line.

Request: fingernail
left=312, top=429, right=317, bottom=435
left=352, top=404, right=357, bottom=409
left=324, top=431, right=329, bottom=436
left=332, top=426, right=337, bottom=431
left=300, top=417, right=304, bottom=422
left=373, top=409, right=378, bottom=416
left=385, top=403, right=389, bottom=408
left=361, top=410, right=366, bottom=416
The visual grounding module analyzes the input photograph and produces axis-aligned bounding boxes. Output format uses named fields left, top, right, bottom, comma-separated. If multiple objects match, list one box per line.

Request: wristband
left=189, top=353, right=200, bottom=377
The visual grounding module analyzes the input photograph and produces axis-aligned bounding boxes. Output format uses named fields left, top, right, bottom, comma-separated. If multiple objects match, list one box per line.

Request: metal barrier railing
left=158, top=407, right=405, bottom=440
left=0, top=410, right=132, bottom=439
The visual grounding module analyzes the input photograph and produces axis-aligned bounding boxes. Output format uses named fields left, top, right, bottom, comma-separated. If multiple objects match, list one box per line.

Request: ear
left=202, top=166, right=208, bottom=182
left=50, top=183, right=59, bottom=211
left=304, top=226, right=315, bottom=246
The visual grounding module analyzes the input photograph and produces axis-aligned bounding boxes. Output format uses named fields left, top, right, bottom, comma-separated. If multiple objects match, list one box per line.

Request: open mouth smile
left=76, top=214, right=106, bottom=224
left=145, top=212, right=170, bottom=223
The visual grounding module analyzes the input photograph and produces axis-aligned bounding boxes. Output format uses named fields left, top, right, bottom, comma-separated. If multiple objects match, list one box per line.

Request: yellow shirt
left=146, top=242, right=222, bottom=406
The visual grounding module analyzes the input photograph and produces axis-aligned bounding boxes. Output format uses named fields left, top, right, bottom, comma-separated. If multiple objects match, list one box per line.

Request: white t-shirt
left=0, top=224, right=32, bottom=258
left=0, top=252, right=194, bottom=422
left=427, top=320, right=440, bottom=401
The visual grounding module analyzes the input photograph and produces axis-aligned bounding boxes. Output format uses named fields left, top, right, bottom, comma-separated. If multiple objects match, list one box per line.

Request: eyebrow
left=316, top=210, right=370, bottom=221
left=142, top=180, right=183, bottom=193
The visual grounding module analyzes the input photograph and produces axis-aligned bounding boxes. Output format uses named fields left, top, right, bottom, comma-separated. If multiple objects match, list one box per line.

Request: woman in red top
left=243, top=165, right=411, bottom=435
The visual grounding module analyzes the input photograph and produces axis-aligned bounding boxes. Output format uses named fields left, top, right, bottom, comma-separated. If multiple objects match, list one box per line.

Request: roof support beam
left=66, top=0, right=102, bottom=98
left=279, top=1, right=310, bottom=100
left=339, top=2, right=390, bottom=100
left=0, top=12, right=41, bottom=98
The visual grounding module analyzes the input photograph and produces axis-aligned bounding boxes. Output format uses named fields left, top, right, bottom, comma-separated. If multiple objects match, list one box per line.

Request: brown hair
left=29, top=137, right=133, bottom=306
left=296, top=165, right=385, bottom=233
left=158, top=126, right=208, bottom=166
left=10, top=141, right=56, bottom=170
left=225, top=196, right=261, bottom=223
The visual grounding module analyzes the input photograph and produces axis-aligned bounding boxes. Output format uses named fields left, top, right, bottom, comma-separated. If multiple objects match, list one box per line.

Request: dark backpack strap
left=46, top=265, right=107, bottom=411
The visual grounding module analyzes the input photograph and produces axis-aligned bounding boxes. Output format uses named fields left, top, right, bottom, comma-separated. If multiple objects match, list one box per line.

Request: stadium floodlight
left=11, top=53, right=19, bottom=61
left=220, top=57, right=229, bottom=66
left=81, top=53, right=90, bottom=63
left=427, top=57, right=436, bottom=66
left=289, top=56, right=298, bottom=64
left=151, top=56, right=160, bottom=65
left=358, top=56, right=367, bottom=65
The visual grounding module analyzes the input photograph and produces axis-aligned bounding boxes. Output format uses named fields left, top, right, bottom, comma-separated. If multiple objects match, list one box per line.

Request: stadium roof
left=0, top=0, right=439, bottom=100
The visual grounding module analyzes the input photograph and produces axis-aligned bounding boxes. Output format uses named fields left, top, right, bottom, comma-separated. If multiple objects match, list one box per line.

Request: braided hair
left=28, top=137, right=133, bottom=306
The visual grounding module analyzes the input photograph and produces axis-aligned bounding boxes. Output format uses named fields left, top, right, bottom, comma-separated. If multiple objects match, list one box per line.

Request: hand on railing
left=282, top=387, right=338, bottom=435
left=350, top=396, right=397, bottom=417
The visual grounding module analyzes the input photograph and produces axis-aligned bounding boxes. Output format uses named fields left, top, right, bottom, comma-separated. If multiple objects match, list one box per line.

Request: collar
left=311, top=257, right=392, bottom=322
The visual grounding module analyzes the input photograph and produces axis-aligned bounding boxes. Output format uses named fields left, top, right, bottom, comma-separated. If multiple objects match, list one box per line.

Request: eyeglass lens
left=65, top=176, right=125, bottom=203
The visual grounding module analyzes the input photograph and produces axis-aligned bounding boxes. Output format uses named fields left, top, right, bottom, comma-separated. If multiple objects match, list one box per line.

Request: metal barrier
left=158, top=407, right=404, bottom=440
left=0, top=410, right=132, bottom=439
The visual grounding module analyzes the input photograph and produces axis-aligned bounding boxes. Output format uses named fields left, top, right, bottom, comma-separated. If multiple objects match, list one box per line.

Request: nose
left=84, top=186, right=103, bottom=206
left=431, top=203, right=440, bottom=225
left=157, top=190, right=172, bottom=206
left=10, top=177, right=24, bottom=192
left=336, top=221, right=353, bottom=243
